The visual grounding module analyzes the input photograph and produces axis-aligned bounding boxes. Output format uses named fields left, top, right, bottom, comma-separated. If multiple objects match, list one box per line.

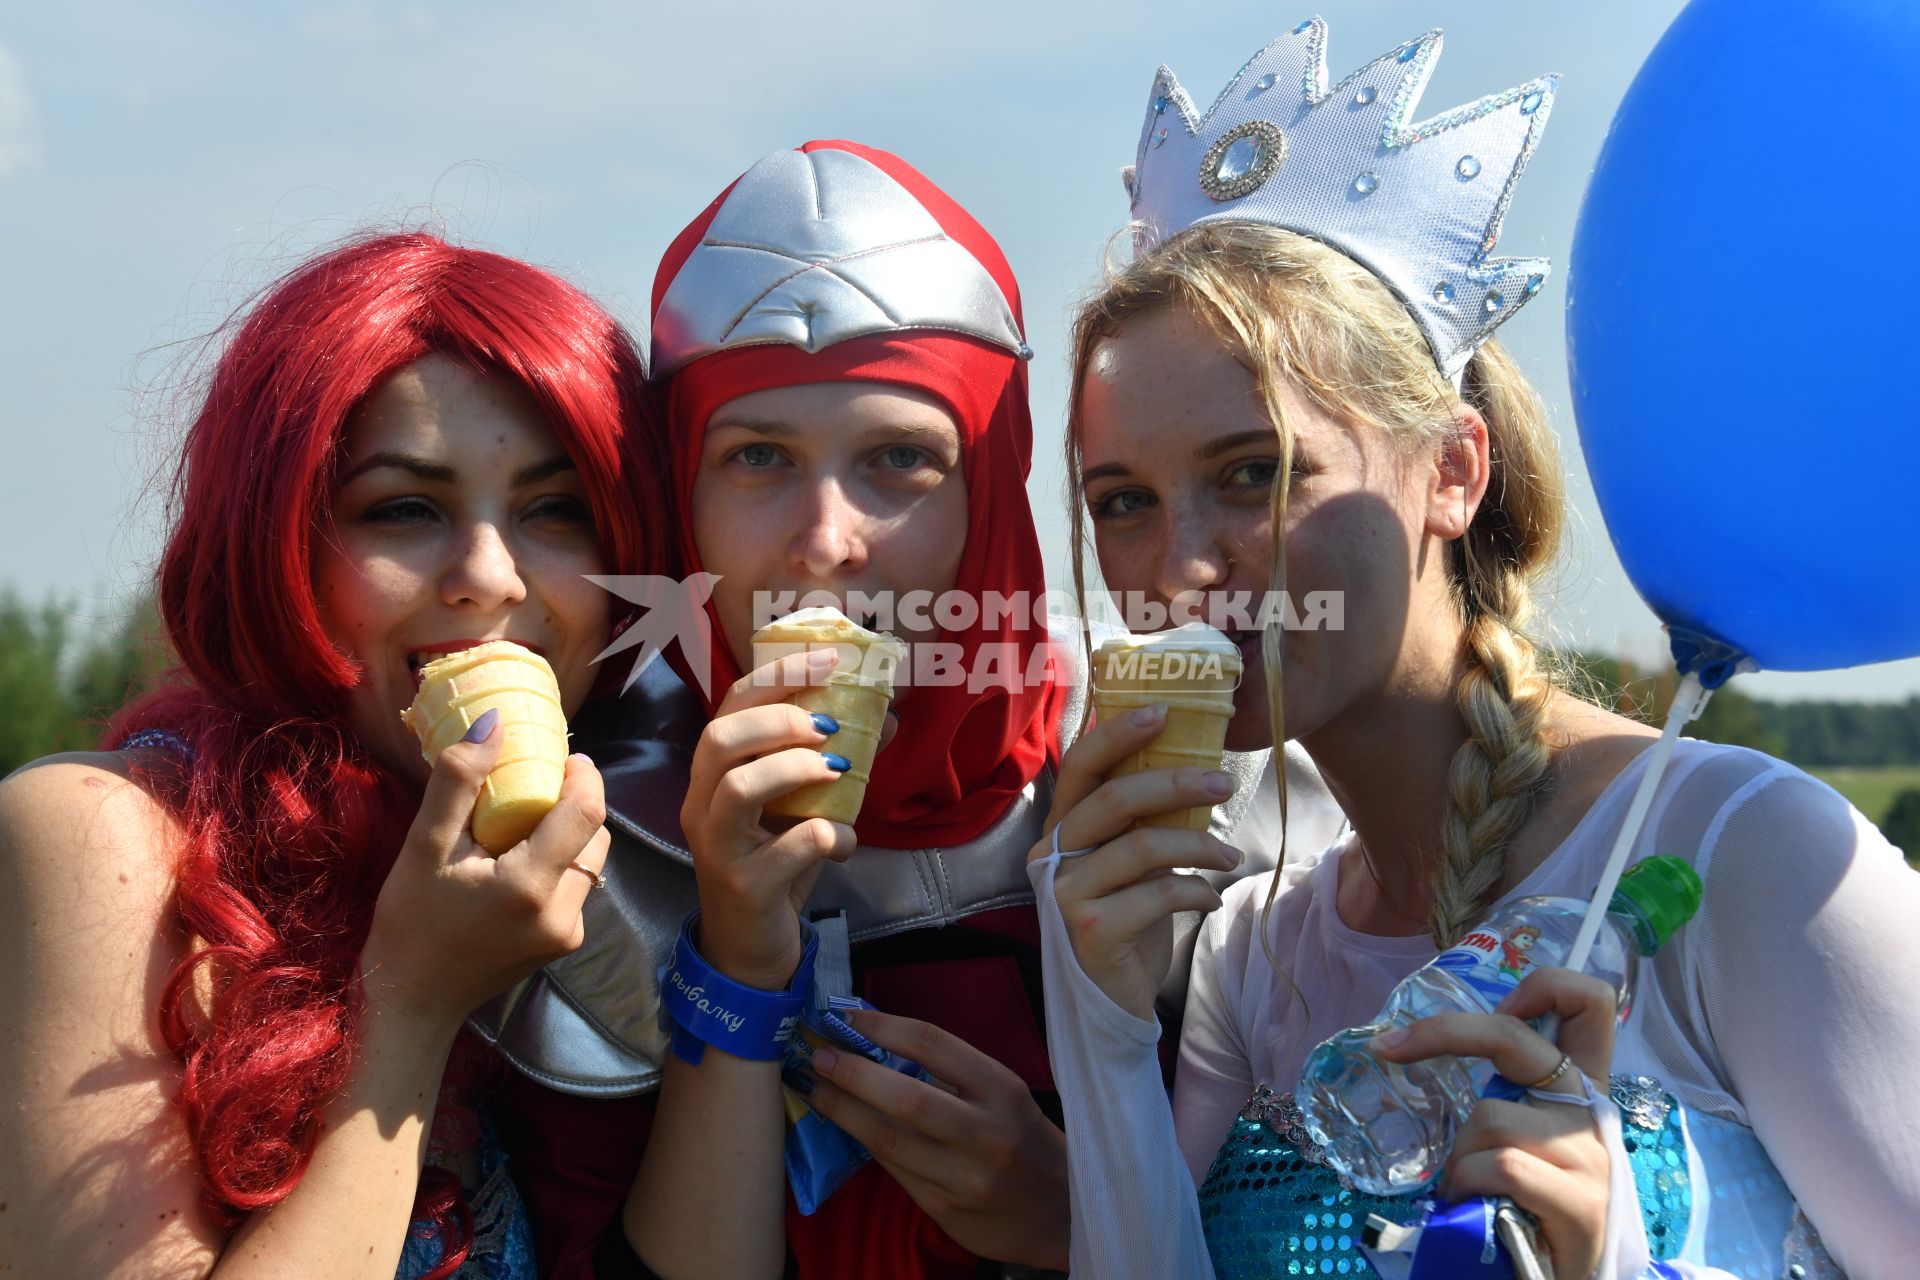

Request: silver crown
left=652, top=147, right=1028, bottom=378
left=1125, top=17, right=1558, bottom=380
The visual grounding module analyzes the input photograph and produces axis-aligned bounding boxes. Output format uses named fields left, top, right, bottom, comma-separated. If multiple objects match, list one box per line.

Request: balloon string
left=1537, top=670, right=1711, bottom=1045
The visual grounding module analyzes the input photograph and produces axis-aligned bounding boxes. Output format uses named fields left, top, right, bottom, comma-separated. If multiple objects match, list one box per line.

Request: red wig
left=105, top=232, right=664, bottom=1271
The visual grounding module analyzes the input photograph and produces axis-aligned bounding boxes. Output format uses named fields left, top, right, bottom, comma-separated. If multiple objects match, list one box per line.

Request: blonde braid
left=1432, top=598, right=1556, bottom=945
left=1430, top=340, right=1564, bottom=946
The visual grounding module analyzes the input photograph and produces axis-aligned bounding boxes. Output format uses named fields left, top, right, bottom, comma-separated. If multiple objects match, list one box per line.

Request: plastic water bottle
left=1295, top=855, right=1703, bottom=1195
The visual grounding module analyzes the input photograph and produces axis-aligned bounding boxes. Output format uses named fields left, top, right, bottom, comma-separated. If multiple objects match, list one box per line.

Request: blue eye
left=739, top=443, right=781, bottom=467
left=880, top=445, right=928, bottom=470
left=1092, top=489, right=1155, bottom=520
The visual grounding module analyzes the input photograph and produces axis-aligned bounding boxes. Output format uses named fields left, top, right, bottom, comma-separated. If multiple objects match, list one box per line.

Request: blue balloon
left=1567, top=0, right=1920, bottom=680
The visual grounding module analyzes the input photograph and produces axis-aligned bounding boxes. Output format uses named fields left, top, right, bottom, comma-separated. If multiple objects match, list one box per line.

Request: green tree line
left=1574, top=653, right=1920, bottom=767
left=1576, top=653, right=1920, bottom=862
left=2, top=594, right=1915, bottom=860
left=0, top=590, right=173, bottom=776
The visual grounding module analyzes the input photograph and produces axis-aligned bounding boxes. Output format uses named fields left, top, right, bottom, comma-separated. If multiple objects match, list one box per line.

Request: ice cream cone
left=402, top=640, right=569, bottom=854
left=751, top=607, right=907, bottom=827
left=1091, top=623, right=1244, bottom=832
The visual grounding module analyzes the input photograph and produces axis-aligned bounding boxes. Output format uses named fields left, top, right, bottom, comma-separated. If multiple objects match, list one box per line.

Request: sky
left=4, top=0, right=1918, bottom=703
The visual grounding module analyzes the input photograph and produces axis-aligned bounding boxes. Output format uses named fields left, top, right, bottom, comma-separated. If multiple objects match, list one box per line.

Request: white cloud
left=0, top=44, right=44, bottom=179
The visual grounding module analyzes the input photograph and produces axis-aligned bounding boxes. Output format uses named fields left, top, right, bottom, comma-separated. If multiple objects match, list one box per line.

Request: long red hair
left=105, top=233, right=663, bottom=1270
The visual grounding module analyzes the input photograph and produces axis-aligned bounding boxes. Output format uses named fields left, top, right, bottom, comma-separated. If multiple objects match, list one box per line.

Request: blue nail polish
left=811, top=712, right=841, bottom=736
left=822, top=752, right=852, bottom=773
left=462, top=707, right=499, bottom=743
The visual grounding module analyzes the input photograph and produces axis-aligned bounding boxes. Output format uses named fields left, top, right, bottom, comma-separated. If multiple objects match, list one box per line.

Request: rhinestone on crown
left=1121, top=16, right=1560, bottom=380
left=1199, top=120, right=1288, bottom=202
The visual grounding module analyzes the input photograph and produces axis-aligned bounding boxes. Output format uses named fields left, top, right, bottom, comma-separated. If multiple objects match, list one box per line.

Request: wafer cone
left=752, top=607, right=907, bottom=827
left=402, top=640, right=569, bottom=854
left=1092, top=624, right=1244, bottom=832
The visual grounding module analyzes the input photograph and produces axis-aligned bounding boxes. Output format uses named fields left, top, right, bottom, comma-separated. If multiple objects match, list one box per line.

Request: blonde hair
left=1066, top=223, right=1565, bottom=947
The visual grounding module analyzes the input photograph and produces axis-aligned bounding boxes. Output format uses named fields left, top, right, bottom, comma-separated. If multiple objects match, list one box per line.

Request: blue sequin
left=1198, top=1079, right=1698, bottom=1278
left=1198, top=1093, right=1415, bottom=1278
left=1612, top=1077, right=1692, bottom=1259
left=119, top=728, right=195, bottom=762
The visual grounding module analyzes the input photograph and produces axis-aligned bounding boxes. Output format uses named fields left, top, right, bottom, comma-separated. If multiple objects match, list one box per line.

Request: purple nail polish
left=463, top=707, right=499, bottom=743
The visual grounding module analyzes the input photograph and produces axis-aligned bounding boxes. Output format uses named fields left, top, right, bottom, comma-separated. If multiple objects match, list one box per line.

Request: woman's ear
left=1425, top=406, right=1491, bottom=541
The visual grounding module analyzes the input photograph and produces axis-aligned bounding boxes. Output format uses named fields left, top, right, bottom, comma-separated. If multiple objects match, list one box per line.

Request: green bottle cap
left=1606, top=855, right=1704, bottom=956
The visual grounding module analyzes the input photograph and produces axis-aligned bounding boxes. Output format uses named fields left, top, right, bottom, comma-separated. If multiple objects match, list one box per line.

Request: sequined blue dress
left=1193, top=1077, right=1839, bottom=1279
left=1033, top=741, right=1915, bottom=1279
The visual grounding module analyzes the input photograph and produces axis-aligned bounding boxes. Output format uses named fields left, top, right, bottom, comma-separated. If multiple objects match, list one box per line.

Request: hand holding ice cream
left=402, top=640, right=570, bottom=853
left=1090, top=622, right=1245, bottom=832
left=750, top=607, right=908, bottom=827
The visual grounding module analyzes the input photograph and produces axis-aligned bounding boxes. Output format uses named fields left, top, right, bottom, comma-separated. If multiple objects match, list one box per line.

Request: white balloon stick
left=1537, top=669, right=1711, bottom=1048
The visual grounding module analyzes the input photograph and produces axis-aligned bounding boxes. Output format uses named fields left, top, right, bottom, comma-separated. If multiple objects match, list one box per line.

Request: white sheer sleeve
left=1690, top=772, right=1920, bottom=1278
left=1172, top=874, right=1263, bottom=1185
left=1028, top=852, right=1216, bottom=1280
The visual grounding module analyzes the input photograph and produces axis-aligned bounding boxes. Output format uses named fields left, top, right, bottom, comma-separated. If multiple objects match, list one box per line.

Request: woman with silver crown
left=471, top=140, right=1343, bottom=1278
left=1032, top=17, right=1920, bottom=1280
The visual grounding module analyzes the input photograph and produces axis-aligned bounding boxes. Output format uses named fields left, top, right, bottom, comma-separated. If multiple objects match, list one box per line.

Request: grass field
left=1807, top=765, right=1920, bottom=825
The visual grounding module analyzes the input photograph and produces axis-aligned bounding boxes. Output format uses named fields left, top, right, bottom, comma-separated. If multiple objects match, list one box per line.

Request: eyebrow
left=1195, top=429, right=1280, bottom=460
left=337, top=451, right=576, bottom=488
left=1081, top=429, right=1279, bottom=485
left=863, top=422, right=962, bottom=458
left=705, top=419, right=799, bottom=438
left=868, top=422, right=960, bottom=445
left=705, top=418, right=961, bottom=456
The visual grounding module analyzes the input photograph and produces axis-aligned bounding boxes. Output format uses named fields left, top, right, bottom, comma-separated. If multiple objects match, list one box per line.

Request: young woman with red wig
left=474, top=141, right=1343, bottom=1280
left=0, top=232, right=663, bottom=1279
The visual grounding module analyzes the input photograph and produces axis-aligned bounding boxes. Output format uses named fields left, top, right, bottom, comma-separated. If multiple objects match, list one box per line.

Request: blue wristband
left=658, top=912, right=817, bottom=1065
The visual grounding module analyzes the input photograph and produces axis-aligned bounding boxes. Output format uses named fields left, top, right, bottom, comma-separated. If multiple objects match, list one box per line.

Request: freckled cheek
left=313, top=551, right=424, bottom=660
left=1090, top=529, right=1157, bottom=597
left=535, top=562, right=614, bottom=707
left=693, top=485, right=786, bottom=589
left=900, top=522, right=966, bottom=599
left=919, top=477, right=970, bottom=589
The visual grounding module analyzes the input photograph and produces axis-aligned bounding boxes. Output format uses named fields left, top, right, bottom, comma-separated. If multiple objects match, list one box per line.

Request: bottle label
left=1428, top=919, right=1546, bottom=1009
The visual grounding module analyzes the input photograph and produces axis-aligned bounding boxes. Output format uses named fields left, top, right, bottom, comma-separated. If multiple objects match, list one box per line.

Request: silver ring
left=566, top=860, right=605, bottom=891
left=1524, top=1052, right=1574, bottom=1092
left=1051, top=823, right=1101, bottom=861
